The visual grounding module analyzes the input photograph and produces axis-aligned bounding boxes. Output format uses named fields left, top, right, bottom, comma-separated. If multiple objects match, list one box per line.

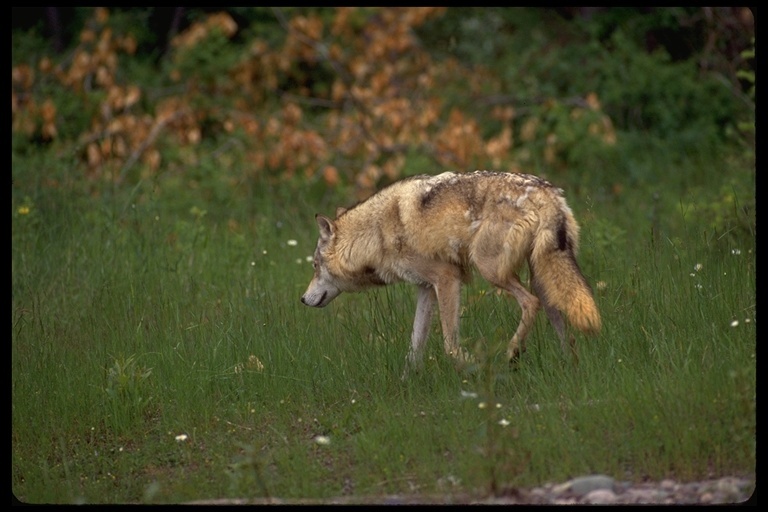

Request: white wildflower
left=247, top=355, right=264, bottom=372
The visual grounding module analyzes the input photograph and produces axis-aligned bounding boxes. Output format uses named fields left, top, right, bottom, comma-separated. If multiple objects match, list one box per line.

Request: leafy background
left=12, top=8, right=753, bottom=204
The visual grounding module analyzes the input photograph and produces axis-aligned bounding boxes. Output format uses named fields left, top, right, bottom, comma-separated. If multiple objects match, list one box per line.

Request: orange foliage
left=11, top=7, right=617, bottom=194
left=171, top=12, right=237, bottom=51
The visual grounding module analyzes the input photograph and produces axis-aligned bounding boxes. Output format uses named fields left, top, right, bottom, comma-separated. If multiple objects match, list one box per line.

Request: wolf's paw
left=402, top=352, right=425, bottom=380
left=449, top=348, right=477, bottom=372
left=401, top=364, right=421, bottom=381
left=507, top=348, right=525, bottom=370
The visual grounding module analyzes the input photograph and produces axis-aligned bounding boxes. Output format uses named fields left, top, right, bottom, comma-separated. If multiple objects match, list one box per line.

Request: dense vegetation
left=12, top=8, right=754, bottom=210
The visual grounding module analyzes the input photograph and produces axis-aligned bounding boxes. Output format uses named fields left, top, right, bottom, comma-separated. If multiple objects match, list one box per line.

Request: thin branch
left=44, top=7, right=63, bottom=53
left=164, top=7, right=186, bottom=58
left=118, top=110, right=186, bottom=183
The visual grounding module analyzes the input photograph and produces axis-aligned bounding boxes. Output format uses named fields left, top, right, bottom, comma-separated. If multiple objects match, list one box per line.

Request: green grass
left=12, top=151, right=755, bottom=504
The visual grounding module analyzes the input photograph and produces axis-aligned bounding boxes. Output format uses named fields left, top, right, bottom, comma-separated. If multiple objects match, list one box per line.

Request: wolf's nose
left=300, top=296, right=307, bottom=304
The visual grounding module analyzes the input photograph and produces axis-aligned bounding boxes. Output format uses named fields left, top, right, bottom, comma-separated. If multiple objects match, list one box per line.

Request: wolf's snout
left=301, top=291, right=327, bottom=307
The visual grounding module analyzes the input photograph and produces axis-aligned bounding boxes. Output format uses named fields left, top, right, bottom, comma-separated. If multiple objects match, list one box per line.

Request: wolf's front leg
left=402, top=285, right=436, bottom=380
left=434, top=274, right=474, bottom=368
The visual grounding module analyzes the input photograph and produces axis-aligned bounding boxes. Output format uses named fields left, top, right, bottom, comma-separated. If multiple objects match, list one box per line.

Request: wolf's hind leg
left=532, top=273, right=578, bottom=362
left=503, top=277, right=540, bottom=362
left=474, top=256, right=540, bottom=363
left=542, top=301, right=577, bottom=363
left=402, top=285, right=436, bottom=379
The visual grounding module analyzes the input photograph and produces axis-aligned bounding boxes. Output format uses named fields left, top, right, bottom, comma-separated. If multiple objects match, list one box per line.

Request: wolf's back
left=530, top=208, right=601, bottom=335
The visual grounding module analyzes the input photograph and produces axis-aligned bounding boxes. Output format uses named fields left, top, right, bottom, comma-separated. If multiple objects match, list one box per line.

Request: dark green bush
left=417, top=7, right=745, bottom=153
left=597, top=30, right=736, bottom=145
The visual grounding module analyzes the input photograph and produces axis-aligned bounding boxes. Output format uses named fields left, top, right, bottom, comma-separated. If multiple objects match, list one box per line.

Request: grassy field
left=12, top=148, right=755, bottom=504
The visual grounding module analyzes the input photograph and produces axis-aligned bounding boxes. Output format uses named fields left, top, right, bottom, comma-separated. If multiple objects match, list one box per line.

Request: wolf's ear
left=335, top=206, right=347, bottom=218
left=315, top=214, right=335, bottom=240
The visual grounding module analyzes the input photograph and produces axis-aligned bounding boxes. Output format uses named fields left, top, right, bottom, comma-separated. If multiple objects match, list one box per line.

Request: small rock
left=660, top=478, right=677, bottom=490
left=583, top=489, right=618, bottom=504
left=624, top=488, right=669, bottom=504
left=715, top=477, right=741, bottom=497
left=568, top=475, right=616, bottom=495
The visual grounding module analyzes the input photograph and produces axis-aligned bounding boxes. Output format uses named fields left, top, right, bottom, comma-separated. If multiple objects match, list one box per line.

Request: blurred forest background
left=12, top=6, right=754, bottom=230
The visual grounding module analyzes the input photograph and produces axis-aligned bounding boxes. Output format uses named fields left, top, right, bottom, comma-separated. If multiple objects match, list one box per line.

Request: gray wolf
left=300, top=171, right=601, bottom=374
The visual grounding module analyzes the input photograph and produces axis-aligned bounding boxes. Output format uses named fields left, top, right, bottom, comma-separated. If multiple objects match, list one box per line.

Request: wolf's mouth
left=302, top=291, right=328, bottom=307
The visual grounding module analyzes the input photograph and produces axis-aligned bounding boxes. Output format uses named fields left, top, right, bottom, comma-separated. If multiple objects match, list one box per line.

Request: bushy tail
left=530, top=218, right=601, bottom=335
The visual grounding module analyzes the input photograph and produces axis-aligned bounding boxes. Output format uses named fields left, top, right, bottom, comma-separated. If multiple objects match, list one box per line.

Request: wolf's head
left=300, top=214, right=344, bottom=308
